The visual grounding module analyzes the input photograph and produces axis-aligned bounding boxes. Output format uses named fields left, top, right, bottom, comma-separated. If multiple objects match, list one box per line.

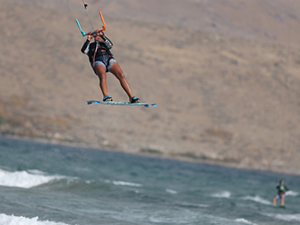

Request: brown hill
left=1, top=0, right=300, bottom=175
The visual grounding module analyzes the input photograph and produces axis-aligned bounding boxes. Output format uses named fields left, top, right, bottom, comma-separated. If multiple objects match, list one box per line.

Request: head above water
left=279, top=179, right=284, bottom=185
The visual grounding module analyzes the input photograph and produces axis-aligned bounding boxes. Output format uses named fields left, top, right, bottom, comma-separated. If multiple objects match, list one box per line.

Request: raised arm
left=81, top=33, right=94, bottom=54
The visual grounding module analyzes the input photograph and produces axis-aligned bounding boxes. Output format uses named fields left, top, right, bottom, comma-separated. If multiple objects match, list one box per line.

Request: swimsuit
left=275, top=184, right=288, bottom=199
left=81, top=39, right=116, bottom=72
left=93, top=55, right=116, bottom=72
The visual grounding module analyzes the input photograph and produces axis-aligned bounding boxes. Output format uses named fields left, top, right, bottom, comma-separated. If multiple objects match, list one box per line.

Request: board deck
left=87, top=100, right=157, bottom=108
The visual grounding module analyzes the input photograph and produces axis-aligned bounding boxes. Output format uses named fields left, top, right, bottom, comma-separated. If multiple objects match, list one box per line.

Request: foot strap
left=130, top=96, right=140, bottom=103
left=103, top=95, right=113, bottom=101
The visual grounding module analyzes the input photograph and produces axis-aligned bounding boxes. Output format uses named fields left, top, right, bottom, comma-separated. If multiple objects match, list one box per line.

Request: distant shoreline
left=1, top=134, right=299, bottom=177
left=1, top=0, right=300, bottom=179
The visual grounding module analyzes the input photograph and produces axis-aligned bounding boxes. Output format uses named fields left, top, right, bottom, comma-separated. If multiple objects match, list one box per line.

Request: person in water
left=273, top=179, right=289, bottom=207
left=81, top=29, right=140, bottom=103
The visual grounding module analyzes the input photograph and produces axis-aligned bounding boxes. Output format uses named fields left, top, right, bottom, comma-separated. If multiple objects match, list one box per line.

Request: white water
left=1, top=138, right=300, bottom=225
left=243, top=195, right=272, bottom=205
left=286, top=190, right=299, bottom=197
left=166, top=188, right=178, bottom=194
left=0, top=214, right=69, bottom=225
left=263, top=213, right=300, bottom=222
left=0, top=169, right=64, bottom=189
left=112, top=180, right=142, bottom=187
left=212, top=191, right=231, bottom=198
left=235, top=218, right=258, bottom=225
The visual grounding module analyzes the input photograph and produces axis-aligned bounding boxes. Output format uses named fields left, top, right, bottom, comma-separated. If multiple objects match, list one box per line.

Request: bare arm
left=81, top=33, right=94, bottom=54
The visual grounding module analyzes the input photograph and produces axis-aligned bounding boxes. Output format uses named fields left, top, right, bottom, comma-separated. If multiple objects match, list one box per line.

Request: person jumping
left=81, top=29, right=140, bottom=103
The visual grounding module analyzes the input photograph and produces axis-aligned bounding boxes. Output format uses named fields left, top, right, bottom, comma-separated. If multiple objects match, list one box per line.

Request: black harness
left=89, top=41, right=113, bottom=71
left=81, top=33, right=114, bottom=72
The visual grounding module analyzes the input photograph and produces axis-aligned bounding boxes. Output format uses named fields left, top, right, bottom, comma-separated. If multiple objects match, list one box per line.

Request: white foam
left=235, top=218, right=258, bottom=225
left=286, top=190, right=299, bottom=196
left=175, top=202, right=209, bottom=208
left=243, top=195, right=272, bottom=205
left=0, top=214, right=69, bottom=225
left=0, top=169, right=63, bottom=189
left=166, top=189, right=178, bottom=194
left=112, top=180, right=142, bottom=187
left=263, top=213, right=300, bottom=222
left=212, top=191, right=231, bottom=198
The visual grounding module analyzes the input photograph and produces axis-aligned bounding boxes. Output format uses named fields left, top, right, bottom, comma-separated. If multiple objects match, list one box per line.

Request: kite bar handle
left=71, top=0, right=107, bottom=37
left=75, top=11, right=106, bottom=36
left=95, top=0, right=106, bottom=31
left=75, top=19, right=86, bottom=36
left=99, top=11, right=106, bottom=31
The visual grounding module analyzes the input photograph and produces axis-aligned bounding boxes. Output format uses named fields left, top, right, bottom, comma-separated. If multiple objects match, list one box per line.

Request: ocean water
left=0, top=137, right=299, bottom=225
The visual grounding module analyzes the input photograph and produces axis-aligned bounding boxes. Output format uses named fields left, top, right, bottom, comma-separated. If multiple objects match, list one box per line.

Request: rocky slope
left=1, top=0, right=300, bottom=175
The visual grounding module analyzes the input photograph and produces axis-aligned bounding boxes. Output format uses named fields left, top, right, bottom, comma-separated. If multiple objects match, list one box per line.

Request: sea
left=0, top=137, right=299, bottom=225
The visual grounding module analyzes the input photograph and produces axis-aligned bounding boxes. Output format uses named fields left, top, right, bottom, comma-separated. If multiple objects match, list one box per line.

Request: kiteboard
left=87, top=100, right=157, bottom=108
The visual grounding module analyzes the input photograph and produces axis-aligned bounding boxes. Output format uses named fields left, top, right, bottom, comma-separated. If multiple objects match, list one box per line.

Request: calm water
left=0, top=137, right=299, bottom=225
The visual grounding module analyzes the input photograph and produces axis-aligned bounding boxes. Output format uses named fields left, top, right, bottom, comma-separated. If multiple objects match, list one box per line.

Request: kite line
left=67, top=0, right=106, bottom=37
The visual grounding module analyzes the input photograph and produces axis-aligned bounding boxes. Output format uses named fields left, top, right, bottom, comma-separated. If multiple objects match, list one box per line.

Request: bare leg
left=94, top=64, right=109, bottom=98
left=273, top=197, right=277, bottom=206
left=280, top=198, right=284, bottom=206
left=110, top=62, right=135, bottom=100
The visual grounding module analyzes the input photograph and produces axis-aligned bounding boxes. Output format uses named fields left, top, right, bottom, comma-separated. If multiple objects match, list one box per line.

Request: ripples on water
left=0, top=137, right=299, bottom=225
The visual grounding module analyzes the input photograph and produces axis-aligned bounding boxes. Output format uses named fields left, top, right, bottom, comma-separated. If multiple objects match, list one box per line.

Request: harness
left=90, top=40, right=114, bottom=71
left=277, top=184, right=286, bottom=195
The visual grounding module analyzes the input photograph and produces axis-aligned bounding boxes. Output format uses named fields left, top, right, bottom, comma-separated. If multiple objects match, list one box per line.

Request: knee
left=116, top=72, right=126, bottom=80
left=97, top=72, right=107, bottom=81
left=94, top=66, right=106, bottom=79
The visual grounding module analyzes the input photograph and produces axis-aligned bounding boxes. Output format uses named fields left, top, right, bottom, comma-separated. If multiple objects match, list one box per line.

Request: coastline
left=1, top=134, right=299, bottom=177
left=1, top=0, right=300, bottom=178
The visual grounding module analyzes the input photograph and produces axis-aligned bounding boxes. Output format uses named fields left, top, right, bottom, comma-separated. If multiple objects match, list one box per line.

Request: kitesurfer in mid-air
left=81, top=29, right=140, bottom=103
left=273, top=179, right=289, bottom=207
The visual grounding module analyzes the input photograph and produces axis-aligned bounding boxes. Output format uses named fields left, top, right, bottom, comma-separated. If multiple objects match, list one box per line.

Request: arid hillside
left=1, top=0, right=300, bottom=175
